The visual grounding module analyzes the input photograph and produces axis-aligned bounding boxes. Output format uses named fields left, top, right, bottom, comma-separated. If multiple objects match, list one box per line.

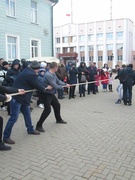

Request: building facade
left=0, top=0, right=57, bottom=62
left=54, top=18, right=135, bottom=68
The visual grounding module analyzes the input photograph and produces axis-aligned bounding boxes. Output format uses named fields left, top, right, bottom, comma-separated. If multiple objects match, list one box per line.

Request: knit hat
left=2, top=61, right=9, bottom=66
left=30, top=61, right=40, bottom=70
left=41, top=62, right=47, bottom=68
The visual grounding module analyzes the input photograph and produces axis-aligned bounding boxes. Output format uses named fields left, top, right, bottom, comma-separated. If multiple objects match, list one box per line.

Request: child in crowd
left=101, top=69, right=109, bottom=91
left=94, top=69, right=100, bottom=93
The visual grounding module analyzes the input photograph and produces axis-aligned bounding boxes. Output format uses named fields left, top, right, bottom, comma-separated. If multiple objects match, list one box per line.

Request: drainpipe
left=51, top=1, right=58, bottom=56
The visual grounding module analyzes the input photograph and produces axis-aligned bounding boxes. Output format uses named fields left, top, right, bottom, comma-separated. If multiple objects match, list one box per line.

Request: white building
left=54, top=18, right=135, bottom=68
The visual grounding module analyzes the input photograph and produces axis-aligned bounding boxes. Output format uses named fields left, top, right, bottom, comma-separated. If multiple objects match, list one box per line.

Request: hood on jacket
left=80, top=62, right=85, bottom=67
left=11, top=59, right=21, bottom=69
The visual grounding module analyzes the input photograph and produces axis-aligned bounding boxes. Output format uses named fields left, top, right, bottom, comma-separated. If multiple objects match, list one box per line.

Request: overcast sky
left=53, top=0, right=135, bottom=26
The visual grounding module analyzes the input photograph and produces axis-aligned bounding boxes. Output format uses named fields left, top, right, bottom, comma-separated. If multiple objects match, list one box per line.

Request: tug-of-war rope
left=9, top=79, right=109, bottom=97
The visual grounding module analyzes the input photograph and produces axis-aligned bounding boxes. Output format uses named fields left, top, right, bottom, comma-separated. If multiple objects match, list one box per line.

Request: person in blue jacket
left=3, top=61, right=52, bottom=144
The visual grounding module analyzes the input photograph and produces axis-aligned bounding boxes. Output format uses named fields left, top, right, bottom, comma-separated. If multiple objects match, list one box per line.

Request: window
left=72, top=36, right=77, bottom=43
left=89, top=56, right=94, bottom=61
left=79, top=35, right=85, bottom=42
left=88, top=45, right=94, bottom=51
left=133, top=55, right=135, bottom=60
left=31, top=1, right=37, bottom=24
left=63, top=37, right=68, bottom=43
left=56, top=48, right=60, bottom=53
left=80, top=46, right=85, bottom=51
left=7, top=36, right=19, bottom=61
left=6, top=0, right=16, bottom=17
left=116, top=44, right=123, bottom=50
left=80, top=57, right=85, bottom=62
left=117, top=55, right=123, bottom=61
left=108, top=56, right=113, bottom=61
left=106, top=33, right=113, bottom=40
left=97, top=33, right=103, bottom=41
left=56, top=38, right=60, bottom=44
left=97, top=45, right=103, bottom=51
left=31, top=40, right=40, bottom=58
left=107, top=44, right=113, bottom=50
left=73, top=47, right=76, bottom=52
left=98, top=56, right=103, bottom=61
left=116, top=32, right=123, bottom=39
left=88, top=34, right=94, bottom=41
left=63, top=47, right=70, bottom=53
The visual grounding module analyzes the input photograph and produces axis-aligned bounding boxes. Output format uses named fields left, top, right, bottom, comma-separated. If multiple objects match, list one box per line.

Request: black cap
left=30, top=61, right=40, bottom=70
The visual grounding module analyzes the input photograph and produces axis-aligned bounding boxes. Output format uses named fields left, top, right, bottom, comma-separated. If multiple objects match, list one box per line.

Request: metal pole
left=110, top=0, right=112, bottom=20
left=71, top=0, right=73, bottom=23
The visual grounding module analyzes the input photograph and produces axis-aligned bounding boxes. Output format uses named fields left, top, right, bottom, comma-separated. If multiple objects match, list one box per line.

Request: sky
left=53, top=0, right=135, bottom=26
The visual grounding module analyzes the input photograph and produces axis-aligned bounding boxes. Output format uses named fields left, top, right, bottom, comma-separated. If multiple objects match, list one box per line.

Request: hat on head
left=41, top=62, right=47, bottom=68
left=2, top=61, right=9, bottom=66
left=30, top=61, right=40, bottom=70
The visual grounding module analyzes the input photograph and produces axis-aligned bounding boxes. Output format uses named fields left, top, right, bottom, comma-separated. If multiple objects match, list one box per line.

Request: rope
left=9, top=79, right=109, bottom=97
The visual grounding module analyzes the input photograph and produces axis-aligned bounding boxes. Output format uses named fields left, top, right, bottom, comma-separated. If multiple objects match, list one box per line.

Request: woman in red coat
left=101, top=69, right=109, bottom=91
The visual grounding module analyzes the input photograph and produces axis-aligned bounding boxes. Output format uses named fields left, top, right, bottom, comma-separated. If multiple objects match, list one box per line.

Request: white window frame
left=80, top=46, right=85, bottom=52
left=106, top=33, right=113, bottom=40
left=63, top=37, right=68, bottom=43
left=6, top=34, right=20, bottom=62
left=31, top=1, right=38, bottom=24
left=30, top=38, right=41, bottom=58
left=79, top=35, right=85, bottom=42
left=80, top=56, right=85, bottom=62
left=116, top=43, right=123, bottom=50
left=6, top=0, right=16, bottom=17
left=56, top=48, right=60, bottom=53
left=97, top=33, right=103, bottom=41
left=107, top=44, right=113, bottom=50
left=56, top=38, right=60, bottom=44
left=72, top=36, right=77, bottom=43
left=88, top=34, right=94, bottom=41
left=116, top=32, right=123, bottom=39
left=88, top=45, right=94, bottom=51
left=97, top=45, right=103, bottom=51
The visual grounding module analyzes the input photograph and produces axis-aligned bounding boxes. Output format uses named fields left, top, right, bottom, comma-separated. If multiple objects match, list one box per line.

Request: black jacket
left=5, top=60, right=21, bottom=86
left=119, top=67, right=133, bottom=85
left=13, top=67, right=46, bottom=105
left=77, top=63, right=87, bottom=83
left=0, top=85, right=18, bottom=102
left=87, top=66, right=97, bottom=81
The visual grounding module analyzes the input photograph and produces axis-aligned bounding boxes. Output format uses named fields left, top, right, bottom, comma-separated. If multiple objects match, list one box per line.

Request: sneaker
left=38, top=104, right=44, bottom=109
left=115, top=99, right=121, bottom=104
left=3, top=138, right=15, bottom=144
left=0, top=107, right=6, bottom=111
left=56, top=120, right=67, bottom=124
left=0, top=143, right=11, bottom=151
left=28, top=130, right=40, bottom=135
left=36, top=126, right=45, bottom=132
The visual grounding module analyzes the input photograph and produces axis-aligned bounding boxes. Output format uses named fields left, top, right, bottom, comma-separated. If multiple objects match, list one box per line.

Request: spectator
left=87, top=62, right=97, bottom=95
left=56, top=59, right=68, bottom=99
left=77, top=62, right=87, bottom=97
left=119, top=64, right=134, bottom=106
left=101, top=69, right=109, bottom=91
left=108, top=70, right=113, bottom=92
left=68, top=63, right=78, bottom=99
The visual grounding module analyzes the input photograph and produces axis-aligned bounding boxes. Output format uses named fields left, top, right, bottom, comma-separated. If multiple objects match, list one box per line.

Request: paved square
left=0, top=80, right=135, bottom=180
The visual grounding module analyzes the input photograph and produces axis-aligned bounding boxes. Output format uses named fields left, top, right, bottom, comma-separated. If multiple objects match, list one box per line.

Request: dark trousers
left=123, top=83, right=132, bottom=104
left=36, top=94, right=62, bottom=127
left=57, top=89, right=64, bottom=98
left=108, top=84, right=113, bottom=91
left=0, top=116, right=3, bottom=143
left=88, top=82, right=95, bottom=94
left=69, top=86, right=76, bottom=98
left=79, top=84, right=86, bottom=96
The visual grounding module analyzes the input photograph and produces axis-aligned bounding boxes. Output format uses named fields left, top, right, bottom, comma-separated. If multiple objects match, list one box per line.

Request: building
left=54, top=18, right=135, bottom=68
left=0, top=0, right=58, bottom=62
